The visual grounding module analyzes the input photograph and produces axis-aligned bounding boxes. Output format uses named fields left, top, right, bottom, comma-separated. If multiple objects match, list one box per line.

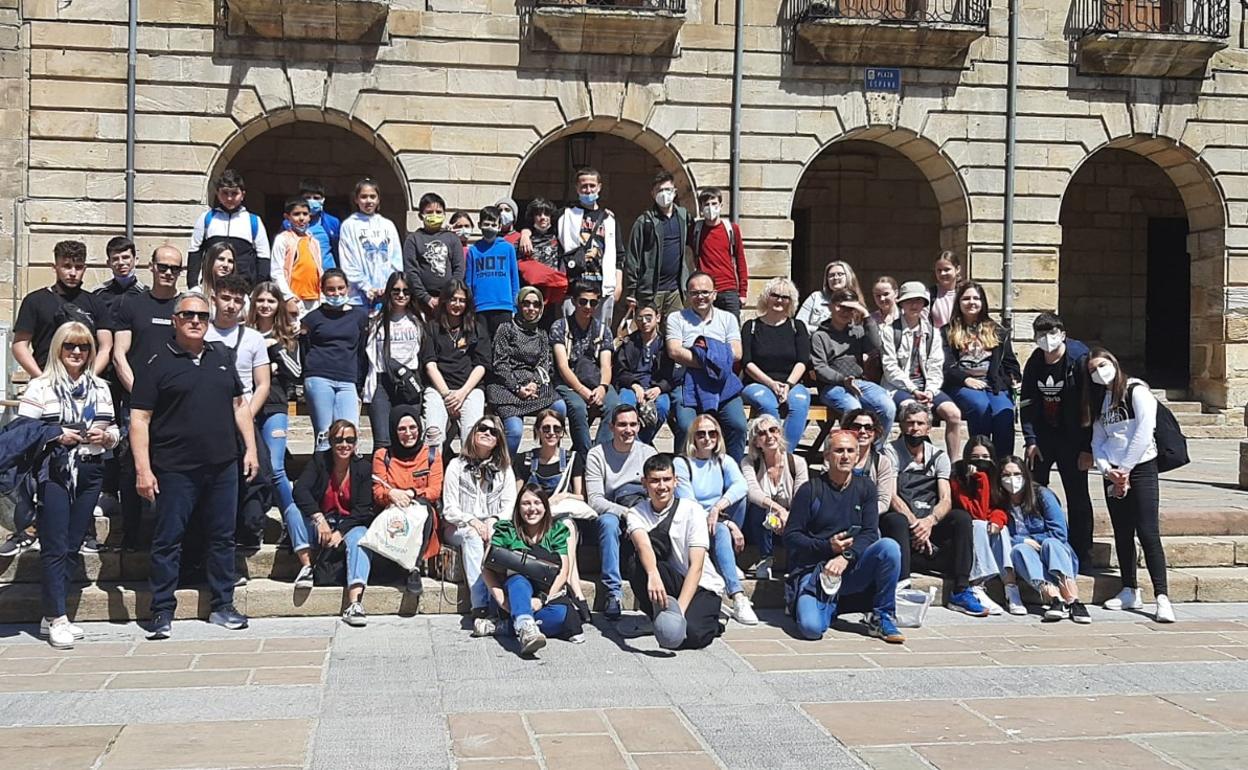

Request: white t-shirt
left=665, top=307, right=741, bottom=380
left=206, top=323, right=268, bottom=398
left=627, top=497, right=725, bottom=596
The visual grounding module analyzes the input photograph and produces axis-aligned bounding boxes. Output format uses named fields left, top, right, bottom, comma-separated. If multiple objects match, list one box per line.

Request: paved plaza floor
left=4, top=602, right=1248, bottom=769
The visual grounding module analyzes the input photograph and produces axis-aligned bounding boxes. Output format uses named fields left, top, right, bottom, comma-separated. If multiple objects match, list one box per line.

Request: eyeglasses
left=174, top=310, right=210, bottom=322
left=61, top=342, right=91, bottom=353
left=332, top=435, right=358, bottom=446
left=576, top=297, right=600, bottom=308
left=689, top=290, right=714, bottom=298
left=476, top=424, right=501, bottom=437
left=695, top=429, right=719, bottom=439
left=520, top=300, right=542, bottom=309
left=539, top=424, right=564, bottom=436
left=391, top=287, right=410, bottom=296
left=768, top=292, right=791, bottom=302
left=154, top=263, right=183, bottom=275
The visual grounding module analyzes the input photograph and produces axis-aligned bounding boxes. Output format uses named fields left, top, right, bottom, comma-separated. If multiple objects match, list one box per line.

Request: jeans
left=582, top=512, right=624, bottom=600
left=627, top=557, right=721, bottom=650
left=422, top=386, right=486, bottom=448
left=671, top=387, right=748, bottom=462
left=37, top=460, right=104, bottom=618
left=794, top=538, right=901, bottom=640
left=950, top=386, right=1015, bottom=458
left=745, top=502, right=776, bottom=559
left=259, top=412, right=295, bottom=517
left=149, top=461, right=239, bottom=614
left=713, top=292, right=742, bottom=318
left=1011, top=538, right=1076, bottom=590
left=819, top=381, right=896, bottom=448
left=555, top=384, right=619, bottom=454
left=710, top=497, right=748, bottom=595
left=342, top=525, right=372, bottom=589
left=502, top=399, right=567, bottom=456
left=304, top=376, right=360, bottom=451
left=741, top=383, right=812, bottom=450
left=504, top=573, right=570, bottom=637
left=617, top=389, right=671, bottom=445
left=880, top=508, right=974, bottom=592
left=970, top=519, right=1010, bottom=583
left=1105, top=459, right=1167, bottom=595
left=368, top=373, right=421, bottom=449
left=444, top=524, right=490, bottom=609
left=1031, top=432, right=1094, bottom=565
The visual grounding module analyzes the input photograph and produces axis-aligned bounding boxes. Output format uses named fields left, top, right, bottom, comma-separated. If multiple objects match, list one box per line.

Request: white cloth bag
left=895, top=586, right=938, bottom=628
left=359, top=502, right=429, bottom=572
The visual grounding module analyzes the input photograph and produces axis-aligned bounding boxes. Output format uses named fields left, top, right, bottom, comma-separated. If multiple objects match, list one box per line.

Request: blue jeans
left=444, top=524, right=490, bottom=609
left=617, top=389, right=671, bottom=445
left=504, top=573, right=570, bottom=637
left=1010, top=538, right=1076, bottom=591
left=950, top=386, right=1015, bottom=458
left=819, top=381, right=895, bottom=448
left=37, top=460, right=104, bottom=618
left=502, top=399, right=567, bottom=456
left=794, top=538, right=901, bottom=640
left=745, top=502, right=776, bottom=559
left=671, top=387, right=748, bottom=462
left=304, top=376, right=360, bottom=451
left=583, top=512, right=623, bottom=600
left=342, top=525, right=372, bottom=589
left=710, top=497, right=748, bottom=595
left=555, top=384, right=619, bottom=454
left=259, top=412, right=295, bottom=516
left=149, top=461, right=239, bottom=614
left=741, top=383, right=812, bottom=450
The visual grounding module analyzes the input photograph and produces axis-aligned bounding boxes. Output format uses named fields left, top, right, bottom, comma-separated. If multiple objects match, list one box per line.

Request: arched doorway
left=791, top=132, right=968, bottom=299
left=1058, top=146, right=1217, bottom=390
left=210, top=116, right=409, bottom=239
left=513, top=129, right=695, bottom=238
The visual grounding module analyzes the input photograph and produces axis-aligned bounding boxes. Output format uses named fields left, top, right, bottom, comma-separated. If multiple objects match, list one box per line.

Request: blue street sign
left=865, top=68, right=902, bottom=93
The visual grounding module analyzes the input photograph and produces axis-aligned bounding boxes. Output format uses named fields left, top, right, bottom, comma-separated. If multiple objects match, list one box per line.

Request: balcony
left=1072, top=0, right=1230, bottom=78
left=791, top=0, right=989, bottom=69
left=224, top=0, right=389, bottom=42
left=528, top=0, right=687, bottom=57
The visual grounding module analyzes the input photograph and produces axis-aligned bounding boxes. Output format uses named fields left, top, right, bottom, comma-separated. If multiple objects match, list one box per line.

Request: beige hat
left=897, top=281, right=929, bottom=305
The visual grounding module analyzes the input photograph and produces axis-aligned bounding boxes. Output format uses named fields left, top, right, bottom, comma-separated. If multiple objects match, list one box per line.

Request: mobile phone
left=840, top=525, right=862, bottom=539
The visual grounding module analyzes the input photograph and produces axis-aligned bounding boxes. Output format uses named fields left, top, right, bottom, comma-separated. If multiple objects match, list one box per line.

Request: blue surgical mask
left=307, top=198, right=324, bottom=215
left=115, top=272, right=138, bottom=287
left=579, top=192, right=599, bottom=207
left=325, top=294, right=349, bottom=308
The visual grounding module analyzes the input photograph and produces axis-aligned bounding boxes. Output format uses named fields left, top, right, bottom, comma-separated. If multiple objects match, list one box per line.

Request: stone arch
left=790, top=126, right=971, bottom=298
left=1058, top=135, right=1227, bottom=398
left=207, top=109, right=411, bottom=236
left=511, top=119, right=698, bottom=233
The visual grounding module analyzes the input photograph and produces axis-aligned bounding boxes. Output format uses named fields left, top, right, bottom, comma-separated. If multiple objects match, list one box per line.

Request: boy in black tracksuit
left=1019, top=312, right=1094, bottom=567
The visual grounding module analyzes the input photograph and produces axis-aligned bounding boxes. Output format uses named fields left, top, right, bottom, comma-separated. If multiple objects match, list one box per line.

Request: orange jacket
left=372, top=447, right=444, bottom=559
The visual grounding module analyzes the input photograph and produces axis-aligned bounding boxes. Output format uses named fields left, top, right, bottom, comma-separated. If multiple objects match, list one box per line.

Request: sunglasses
left=61, top=341, right=91, bottom=353
left=520, top=300, right=542, bottom=309
left=332, top=435, right=358, bottom=446
left=576, top=297, right=600, bottom=308
left=851, top=422, right=875, bottom=433
left=768, top=292, right=791, bottom=302
left=761, top=426, right=781, bottom=435
left=174, top=310, right=210, bottom=322
left=391, top=287, right=410, bottom=296
left=154, top=263, right=183, bottom=275
left=695, top=429, right=719, bottom=439
left=539, top=424, right=564, bottom=436
left=476, top=424, right=501, bottom=437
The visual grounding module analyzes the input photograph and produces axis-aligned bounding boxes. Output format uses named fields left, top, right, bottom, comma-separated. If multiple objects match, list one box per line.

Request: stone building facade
left=4, top=0, right=1248, bottom=413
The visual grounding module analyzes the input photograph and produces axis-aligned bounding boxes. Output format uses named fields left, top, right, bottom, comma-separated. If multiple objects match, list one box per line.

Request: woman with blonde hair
left=18, top=322, right=119, bottom=648
left=796, top=260, right=864, bottom=329
left=741, top=277, right=812, bottom=450
left=741, top=413, right=809, bottom=581
left=248, top=281, right=302, bottom=537
left=942, top=281, right=1019, bottom=458
left=675, top=413, right=757, bottom=625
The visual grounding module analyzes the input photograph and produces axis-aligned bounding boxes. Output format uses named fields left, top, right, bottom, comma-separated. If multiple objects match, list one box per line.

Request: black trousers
left=1105, top=459, right=1168, bottom=595
left=879, top=508, right=974, bottom=592
left=1032, top=433, right=1094, bottom=565
left=628, top=558, right=722, bottom=650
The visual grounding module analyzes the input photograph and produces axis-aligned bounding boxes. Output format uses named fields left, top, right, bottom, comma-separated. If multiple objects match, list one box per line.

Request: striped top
left=18, top=375, right=119, bottom=457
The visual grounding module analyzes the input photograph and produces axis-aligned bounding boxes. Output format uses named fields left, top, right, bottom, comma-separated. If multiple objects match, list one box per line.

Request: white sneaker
left=971, top=585, right=1004, bottom=616
left=40, top=617, right=84, bottom=640
left=471, top=616, right=497, bottom=637
left=897, top=577, right=912, bottom=590
left=293, top=564, right=314, bottom=590
left=751, top=557, right=773, bottom=581
left=731, top=593, right=759, bottom=626
left=1154, top=594, right=1176, bottom=623
left=1004, top=584, right=1027, bottom=616
left=1103, top=587, right=1143, bottom=611
left=46, top=618, right=75, bottom=650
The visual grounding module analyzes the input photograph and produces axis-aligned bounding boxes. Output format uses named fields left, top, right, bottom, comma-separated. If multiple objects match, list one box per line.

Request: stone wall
left=7, top=0, right=1248, bottom=406
left=0, top=0, right=23, bottom=323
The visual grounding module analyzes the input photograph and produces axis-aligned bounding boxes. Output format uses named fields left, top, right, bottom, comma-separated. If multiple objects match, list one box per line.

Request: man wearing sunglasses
left=551, top=281, right=620, bottom=454
left=130, top=291, right=259, bottom=640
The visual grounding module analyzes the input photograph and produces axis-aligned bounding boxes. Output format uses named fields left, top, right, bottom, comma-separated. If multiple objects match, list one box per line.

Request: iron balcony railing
left=1072, top=0, right=1230, bottom=37
left=792, top=0, right=989, bottom=25
left=534, top=0, right=687, bottom=11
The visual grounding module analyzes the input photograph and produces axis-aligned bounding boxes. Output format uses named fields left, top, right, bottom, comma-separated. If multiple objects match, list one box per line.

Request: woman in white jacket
left=880, top=281, right=964, bottom=457
left=1083, top=347, right=1174, bottom=623
left=442, top=415, right=518, bottom=635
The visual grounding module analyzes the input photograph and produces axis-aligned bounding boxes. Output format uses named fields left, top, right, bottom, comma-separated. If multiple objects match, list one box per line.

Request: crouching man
left=626, top=453, right=725, bottom=650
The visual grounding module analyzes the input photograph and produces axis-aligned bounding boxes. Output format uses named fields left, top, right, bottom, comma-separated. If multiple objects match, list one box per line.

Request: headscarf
left=388, top=405, right=424, bottom=461
left=514, top=286, right=544, bottom=331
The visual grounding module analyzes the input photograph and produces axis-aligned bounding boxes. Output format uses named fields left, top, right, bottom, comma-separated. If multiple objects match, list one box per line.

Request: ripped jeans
left=258, top=412, right=295, bottom=516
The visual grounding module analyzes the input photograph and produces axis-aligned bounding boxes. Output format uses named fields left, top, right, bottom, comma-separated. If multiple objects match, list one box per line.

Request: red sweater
left=688, top=219, right=747, bottom=296
left=951, top=471, right=1008, bottom=528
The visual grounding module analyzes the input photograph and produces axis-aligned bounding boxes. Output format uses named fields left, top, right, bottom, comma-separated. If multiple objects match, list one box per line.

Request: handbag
left=312, top=544, right=347, bottom=587
left=359, top=502, right=430, bottom=572
left=484, top=545, right=561, bottom=593
left=383, top=330, right=423, bottom=406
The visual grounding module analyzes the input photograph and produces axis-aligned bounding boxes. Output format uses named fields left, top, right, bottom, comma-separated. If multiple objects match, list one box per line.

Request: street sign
left=864, top=68, right=902, bottom=93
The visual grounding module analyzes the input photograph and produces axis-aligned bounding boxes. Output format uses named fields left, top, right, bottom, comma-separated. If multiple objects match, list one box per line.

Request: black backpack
left=1123, top=382, right=1190, bottom=473
left=52, top=294, right=97, bottom=334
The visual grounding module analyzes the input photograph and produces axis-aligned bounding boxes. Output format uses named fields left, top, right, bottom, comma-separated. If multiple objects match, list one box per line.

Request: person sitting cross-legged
left=783, top=430, right=905, bottom=644
left=626, top=453, right=726, bottom=651
left=550, top=280, right=619, bottom=454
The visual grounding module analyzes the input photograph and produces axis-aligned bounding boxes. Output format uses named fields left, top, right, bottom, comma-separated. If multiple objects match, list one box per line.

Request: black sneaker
left=208, top=604, right=249, bottom=630
left=1069, top=601, right=1092, bottom=624
left=148, top=610, right=173, bottom=640
left=79, top=536, right=101, bottom=555
left=406, top=570, right=424, bottom=595
left=0, top=530, right=36, bottom=557
left=573, top=596, right=592, bottom=624
left=1042, top=598, right=1069, bottom=622
left=604, top=596, right=622, bottom=621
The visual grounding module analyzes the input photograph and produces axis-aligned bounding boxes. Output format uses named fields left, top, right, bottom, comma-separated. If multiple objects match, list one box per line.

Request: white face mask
left=1035, top=330, right=1065, bottom=353
left=1091, top=362, right=1116, bottom=386
left=1003, top=476, right=1024, bottom=495
left=498, top=209, right=514, bottom=227
left=701, top=203, right=721, bottom=220
left=654, top=189, right=676, bottom=208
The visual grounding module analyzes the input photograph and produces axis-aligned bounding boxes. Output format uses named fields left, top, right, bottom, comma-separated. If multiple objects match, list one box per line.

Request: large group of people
left=0, top=167, right=1179, bottom=654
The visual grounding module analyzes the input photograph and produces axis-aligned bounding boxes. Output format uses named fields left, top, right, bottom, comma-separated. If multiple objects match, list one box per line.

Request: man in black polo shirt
left=131, top=291, right=258, bottom=639
left=12, top=239, right=113, bottom=377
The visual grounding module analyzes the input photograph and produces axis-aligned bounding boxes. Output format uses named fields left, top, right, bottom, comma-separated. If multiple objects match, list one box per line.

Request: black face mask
left=902, top=433, right=925, bottom=448
left=969, top=458, right=994, bottom=473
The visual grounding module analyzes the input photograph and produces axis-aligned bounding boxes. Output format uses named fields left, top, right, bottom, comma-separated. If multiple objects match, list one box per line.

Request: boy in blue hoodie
left=466, top=205, right=520, bottom=338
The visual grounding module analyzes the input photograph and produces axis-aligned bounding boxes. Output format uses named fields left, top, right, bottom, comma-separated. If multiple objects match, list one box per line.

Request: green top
left=490, top=519, right=569, bottom=556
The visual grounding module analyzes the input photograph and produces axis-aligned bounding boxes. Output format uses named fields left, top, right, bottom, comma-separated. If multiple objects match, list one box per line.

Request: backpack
left=562, top=317, right=611, bottom=387
left=202, top=210, right=260, bottom=242
left=692, top=218, right=739, bottom=290
left=891, top=318, right=933, bottom=358
left=51, top=295, right=97, bottom=334
left=1122, top=382, right=1190, bottom=473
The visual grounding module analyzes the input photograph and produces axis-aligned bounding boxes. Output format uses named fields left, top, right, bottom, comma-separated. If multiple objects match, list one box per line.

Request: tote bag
left=359, top=502, right=430, bottom=572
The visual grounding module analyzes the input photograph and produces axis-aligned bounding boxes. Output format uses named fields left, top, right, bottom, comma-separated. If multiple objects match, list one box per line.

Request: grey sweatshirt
left=586, top=440, right=658, bottom=518
left=810, top=317, right=882, bottom=387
